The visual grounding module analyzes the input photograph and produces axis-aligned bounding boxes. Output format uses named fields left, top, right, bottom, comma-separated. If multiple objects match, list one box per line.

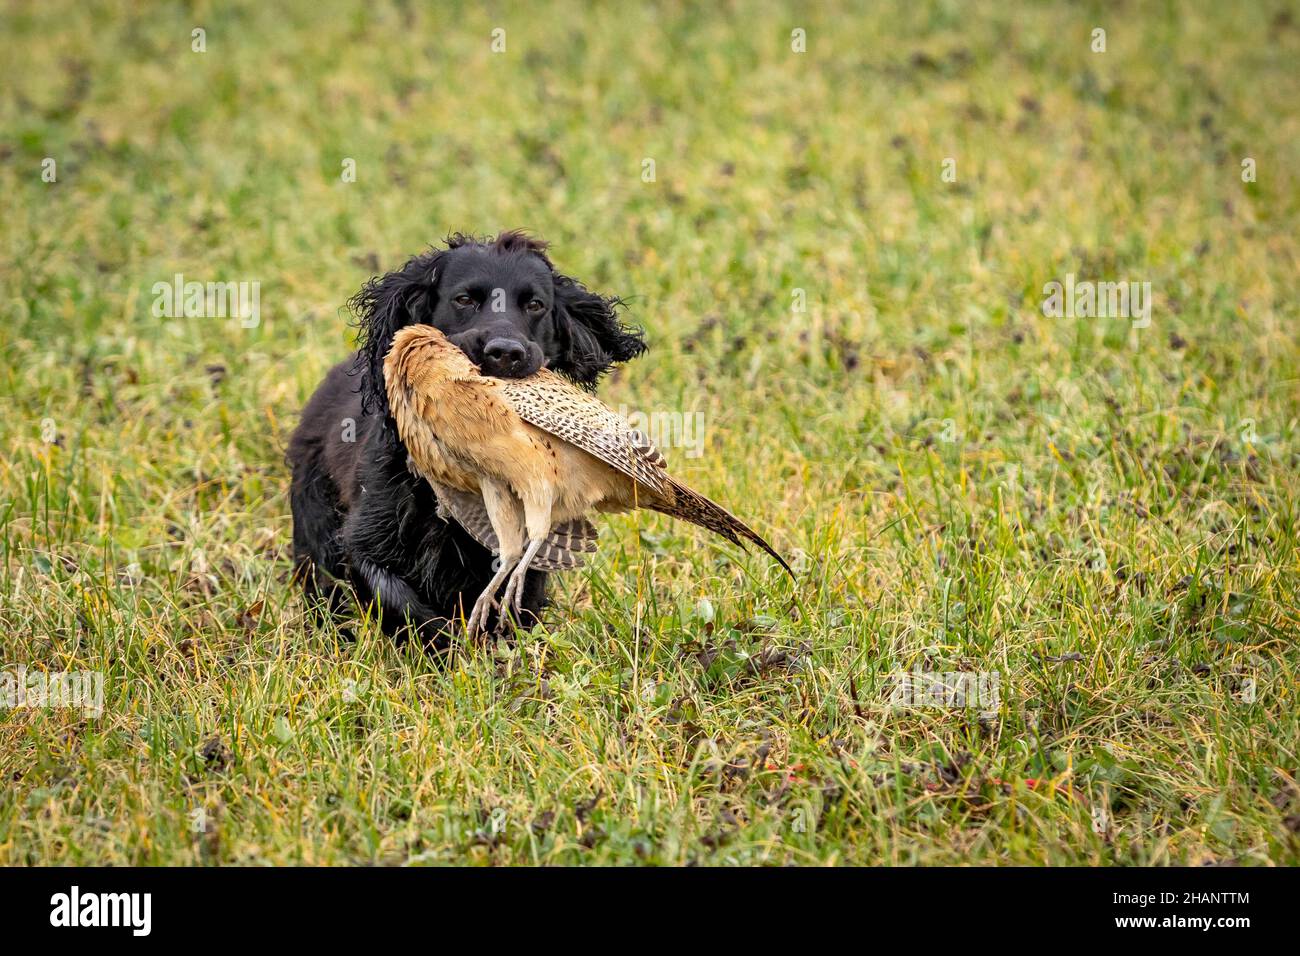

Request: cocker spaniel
left=288, top=231, right=646, bottom=649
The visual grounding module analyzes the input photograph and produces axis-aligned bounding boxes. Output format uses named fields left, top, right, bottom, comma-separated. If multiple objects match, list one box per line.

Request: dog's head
left=351, top=231, right=646, bottom=415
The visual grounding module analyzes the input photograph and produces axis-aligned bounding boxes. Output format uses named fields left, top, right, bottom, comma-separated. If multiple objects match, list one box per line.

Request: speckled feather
left=497, top=370, right=669, bottom=496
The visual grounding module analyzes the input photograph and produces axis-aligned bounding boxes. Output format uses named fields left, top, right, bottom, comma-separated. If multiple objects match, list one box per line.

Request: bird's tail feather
left=652, top=478, right=794, bottom=579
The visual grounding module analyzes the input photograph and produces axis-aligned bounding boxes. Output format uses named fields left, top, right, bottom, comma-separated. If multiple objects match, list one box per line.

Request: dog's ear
left=550, top=274, right=647, bottom=388
left=349, top=250, right=443, bottom=416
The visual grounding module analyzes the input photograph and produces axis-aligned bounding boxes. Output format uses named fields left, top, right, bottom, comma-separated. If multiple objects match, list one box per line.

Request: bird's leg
left=499, top=493, right=554, bottom=625
left=500, top=537, right=545, bottom=622
left=466, top=480, right=525, bottom=640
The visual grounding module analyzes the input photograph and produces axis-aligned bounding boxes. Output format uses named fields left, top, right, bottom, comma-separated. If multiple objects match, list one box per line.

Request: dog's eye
left=525, top=299, right=546, bottom=315
left=452, top=294, right=476, bottom=308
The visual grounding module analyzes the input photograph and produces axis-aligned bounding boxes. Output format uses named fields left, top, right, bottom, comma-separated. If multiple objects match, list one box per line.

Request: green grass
left=1, top=0, right=1298, bottom=865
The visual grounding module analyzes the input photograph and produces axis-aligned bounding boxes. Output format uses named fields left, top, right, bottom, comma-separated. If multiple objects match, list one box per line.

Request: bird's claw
left=465, top=591, right=500, bottom=641
left=499, top=565, right=530, bottom=626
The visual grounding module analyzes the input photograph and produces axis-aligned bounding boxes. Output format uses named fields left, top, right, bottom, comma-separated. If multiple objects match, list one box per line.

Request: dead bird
left=384, top=324, right=792, bottom=636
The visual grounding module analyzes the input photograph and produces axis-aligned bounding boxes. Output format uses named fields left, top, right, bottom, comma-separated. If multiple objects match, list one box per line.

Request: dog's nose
left=482, top=337, right=529, bottom=376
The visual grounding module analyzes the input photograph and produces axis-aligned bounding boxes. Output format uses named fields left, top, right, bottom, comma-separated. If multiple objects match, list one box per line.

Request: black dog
left=288, top=231, right=645, bottom=648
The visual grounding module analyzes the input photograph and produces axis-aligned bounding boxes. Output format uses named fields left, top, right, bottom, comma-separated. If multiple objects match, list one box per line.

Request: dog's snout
left=482, top=337, right=529, bottom=376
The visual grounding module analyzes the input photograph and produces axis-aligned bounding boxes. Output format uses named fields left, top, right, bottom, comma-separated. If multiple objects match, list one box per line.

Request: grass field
left=1, top=0, right=1298, bottom=865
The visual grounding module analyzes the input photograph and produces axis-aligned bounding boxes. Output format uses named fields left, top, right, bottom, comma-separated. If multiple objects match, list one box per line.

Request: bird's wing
left=495, top=370, right=670, bottom=495
left=430, top=481, right=598, bottom=571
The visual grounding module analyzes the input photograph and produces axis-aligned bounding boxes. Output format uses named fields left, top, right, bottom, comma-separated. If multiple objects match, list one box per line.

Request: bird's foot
left=465, top=588, right=500, bottom=641
left=498, top=561, right=532, bottom=625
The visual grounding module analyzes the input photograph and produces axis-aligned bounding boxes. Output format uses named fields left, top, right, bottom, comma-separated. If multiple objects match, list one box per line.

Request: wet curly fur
left=287, top=231, right=646, bottom=649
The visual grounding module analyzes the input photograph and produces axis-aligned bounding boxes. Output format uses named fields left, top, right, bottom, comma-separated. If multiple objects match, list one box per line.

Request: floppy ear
left=349, top=250, right=443, bottom=416
left=550, top=273, right=647, bottom=388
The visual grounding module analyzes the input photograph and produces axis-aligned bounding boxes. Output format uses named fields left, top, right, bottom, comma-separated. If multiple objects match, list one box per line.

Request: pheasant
left=384, top=324, right=792, bottom=636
